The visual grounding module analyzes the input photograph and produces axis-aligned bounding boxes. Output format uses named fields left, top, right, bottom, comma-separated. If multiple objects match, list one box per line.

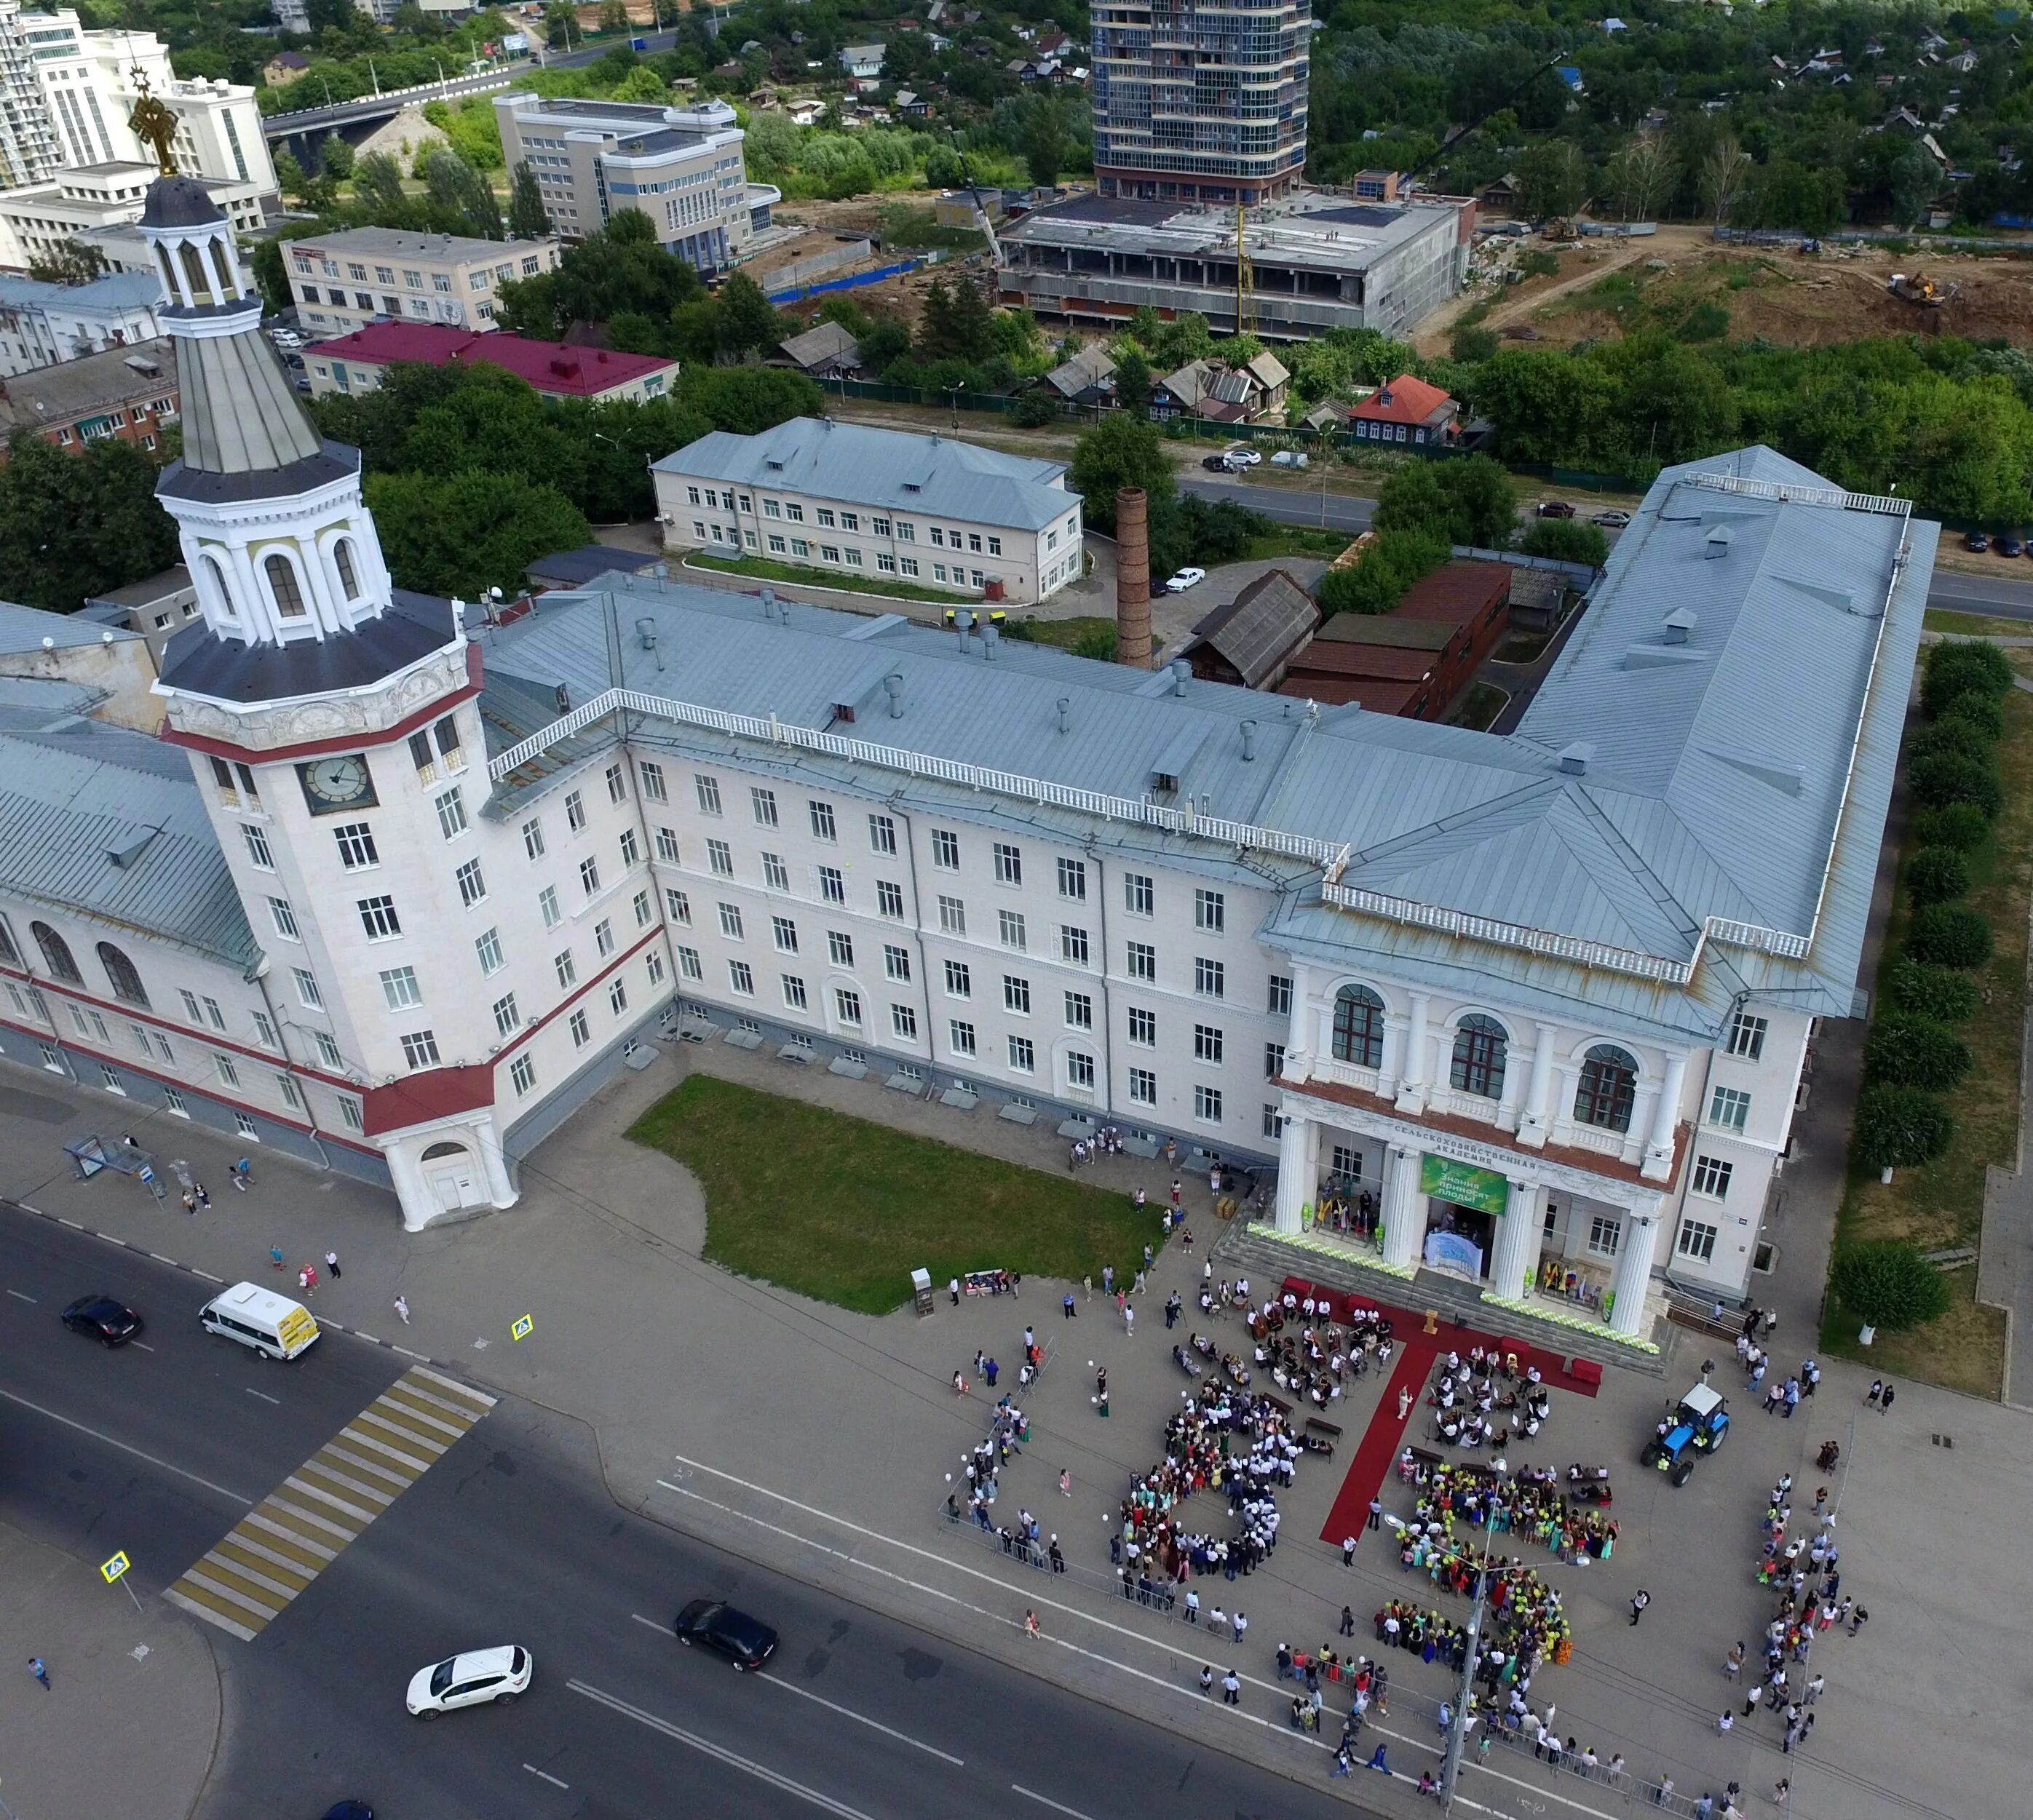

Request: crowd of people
left=1406, top=1458, right=1620, bottom=1565
left=1424, top=1347, right=1554, bottom=1452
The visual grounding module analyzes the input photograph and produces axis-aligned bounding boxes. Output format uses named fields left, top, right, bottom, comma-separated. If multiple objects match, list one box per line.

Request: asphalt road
left=1924, top=566, right=2033, bottom=619
left=0, top=1215, right=1375, bottom=1820
left=1180, top=472, right=1377, bottom=536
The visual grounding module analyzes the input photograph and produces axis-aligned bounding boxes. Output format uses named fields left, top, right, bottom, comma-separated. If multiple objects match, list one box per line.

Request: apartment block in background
left=0, top=333, right=175, bottom=453
left=284, top=226, right=560, bottom=338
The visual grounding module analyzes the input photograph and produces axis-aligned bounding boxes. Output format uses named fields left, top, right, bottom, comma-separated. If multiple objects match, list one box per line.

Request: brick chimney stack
left=1114, top=486, right=1152, bottom=667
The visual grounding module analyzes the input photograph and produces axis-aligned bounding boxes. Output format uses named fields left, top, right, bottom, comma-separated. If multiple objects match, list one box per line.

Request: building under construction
left=996, top=188, right=1474, bottom=343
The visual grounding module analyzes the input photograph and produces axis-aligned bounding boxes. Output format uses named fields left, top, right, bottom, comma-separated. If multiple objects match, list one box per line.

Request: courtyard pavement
left=0, top=1026, right=2008, bottom=1820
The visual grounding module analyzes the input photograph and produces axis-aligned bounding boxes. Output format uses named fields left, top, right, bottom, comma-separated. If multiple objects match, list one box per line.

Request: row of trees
left=0, top=434, right=181, bottom=615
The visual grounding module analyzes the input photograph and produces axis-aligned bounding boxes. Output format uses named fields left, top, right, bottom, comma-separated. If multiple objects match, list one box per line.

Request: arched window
left=1450, top=1014, right=1508, bottom=1100
left=0, top=917, right=17, bottom=967
left=264, top=552, right=307, bottom=619
left=1574, top=1044, right=1639, bottom=1133
left=31, top=921, right=82, bottom=984
left=201, top=554, right=237, bottom=620
left=1331, top=984, right=1385, bottom=1069
left=333, top=537, right=360, bottom=600
left=178, top=242, right=214, bottom=307
left=421, top=1140, right=469, bottom=1161
left=96, top=942, right=148, bottom=1008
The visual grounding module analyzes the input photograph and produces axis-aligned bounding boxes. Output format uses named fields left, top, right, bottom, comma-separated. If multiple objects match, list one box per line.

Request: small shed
left=1178, top=569, right=1320, bottom=690
left=774, top=319, right=863, bottom=377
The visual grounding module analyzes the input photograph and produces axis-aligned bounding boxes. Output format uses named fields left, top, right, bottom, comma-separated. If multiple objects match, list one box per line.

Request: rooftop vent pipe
left=1170, top=658, right=1191, bottom=696
left=982, top=623, right=1000, bottom=661
left=1240, top=719, right=1257, bottom=760
left=1056, top=696, right=1071, bottom=734
left=883, top=673, right=904, bottom=718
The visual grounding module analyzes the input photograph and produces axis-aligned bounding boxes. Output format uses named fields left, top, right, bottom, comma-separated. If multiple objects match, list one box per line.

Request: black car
left=62, top=1295, right=143, bottom=1346
left=1200, top=453, right=1237, bottom=472
left=1966, top=530, right=1992, bottom=552
left=673, top=1600, right=778, bottom=1670
left=1998, top=533, right=2025, bottom=558
left=322, top=1805, right=373, bottom=1820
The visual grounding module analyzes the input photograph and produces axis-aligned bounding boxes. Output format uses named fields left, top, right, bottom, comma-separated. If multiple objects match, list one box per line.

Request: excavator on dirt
left=1887, top=270, right=1957, bottom=307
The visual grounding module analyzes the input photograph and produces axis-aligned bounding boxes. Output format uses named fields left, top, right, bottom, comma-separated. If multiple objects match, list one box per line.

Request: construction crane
left=1235, top=201, right=1253, bottom=335
left=945, top=128, right=1002, bottom=264
left=1400, top=50, right=1571, bottom=190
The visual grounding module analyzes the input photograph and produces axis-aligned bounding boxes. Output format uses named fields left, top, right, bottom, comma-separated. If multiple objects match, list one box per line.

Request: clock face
left=297, top=754, right=377, bottom=814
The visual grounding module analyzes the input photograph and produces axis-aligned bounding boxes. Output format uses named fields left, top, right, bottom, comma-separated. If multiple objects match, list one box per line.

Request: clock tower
left=148, top=173, right=516, bottom=1232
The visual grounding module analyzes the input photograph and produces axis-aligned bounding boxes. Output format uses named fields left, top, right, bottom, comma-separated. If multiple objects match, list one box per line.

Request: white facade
left=0, top=162, right=267, bottom=271
left=0, top=268, right=158, bottom=373
left=284, top=227, right=561, bottom=337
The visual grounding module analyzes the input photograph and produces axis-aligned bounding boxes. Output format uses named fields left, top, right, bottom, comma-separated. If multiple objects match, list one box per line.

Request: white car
left=1164, top=566, right=1207, bottom=593
left=1224, top=446, right=1261, bottom=466
left=1591, top=509, right=1633, bottom=530
left=406, top=1645, right=531, bottom=1718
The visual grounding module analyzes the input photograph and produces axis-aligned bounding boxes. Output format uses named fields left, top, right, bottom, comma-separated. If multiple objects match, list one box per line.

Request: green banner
left=1419, top=1154, right=1510, bottom=1217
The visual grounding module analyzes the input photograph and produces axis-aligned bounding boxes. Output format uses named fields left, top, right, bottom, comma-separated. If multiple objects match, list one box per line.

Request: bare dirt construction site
left=1414, top=221, right=2033, bottom=354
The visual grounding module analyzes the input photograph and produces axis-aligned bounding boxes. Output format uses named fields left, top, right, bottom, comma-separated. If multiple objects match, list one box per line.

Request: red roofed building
left=305, top=323, right=680, bottom=405
left=1348, top=372, right=1459, bottom=449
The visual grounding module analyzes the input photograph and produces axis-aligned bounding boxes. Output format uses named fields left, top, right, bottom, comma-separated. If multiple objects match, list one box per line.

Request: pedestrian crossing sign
left=511, top=1314, right=534, bottom=1342
left=100, top=1551, right=130, bottom=1583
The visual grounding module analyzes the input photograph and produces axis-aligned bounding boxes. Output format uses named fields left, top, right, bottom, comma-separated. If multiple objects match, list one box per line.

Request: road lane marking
left=1012, top=1787, right=1095, bottom=1820
left=567, top=1682, right=877, bottom=1820
left=0, top=1386, right=251, bottom=1504
left=165, top=1365, right=493, bottom=1642
left=766, top=1674, right=964, bottom=1765
left=245, top=1388, right=280, bottom=1404
left=148, top=1253, right=177, bottom=1265
left=523, top=1765, right=570, bottom=1789
left=7, top=1289, right=35, bottom=1302
left=132, top=1341, right=155, bottom=1351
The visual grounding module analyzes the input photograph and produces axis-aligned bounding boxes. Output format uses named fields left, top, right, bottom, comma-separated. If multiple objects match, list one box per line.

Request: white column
left=1382, top=1144, right=1424, bottom=1268
left=1395, top=992, right=1430, bottom=1113
left=1516, top=1022, right=1558, bottom=1148
left=384, top=1140, right=437, bottom=1233
left=1285, top=961, right=1312, bottom=1078
left=1274, top=1110, right=1309, bottom=1234
left=472, top=1114, right=519, bottom=1209
left=1490, top=1178, right=1539, bottom=1300
left=1607, top=1202, right=1657, bottom=1335
left=1645, top=1051, right=1689, bottom=1179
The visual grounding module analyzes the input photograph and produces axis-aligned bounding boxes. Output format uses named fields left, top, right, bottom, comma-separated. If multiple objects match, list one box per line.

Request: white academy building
left=0, top=170, right=1933, bottom=1350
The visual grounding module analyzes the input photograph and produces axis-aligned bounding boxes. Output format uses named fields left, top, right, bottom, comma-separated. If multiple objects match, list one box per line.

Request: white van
left=199, top=1281, right=320, bottom=1360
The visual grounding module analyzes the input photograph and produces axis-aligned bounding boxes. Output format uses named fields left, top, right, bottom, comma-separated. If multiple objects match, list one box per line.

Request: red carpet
left=1268, top=1276, right=1601, bottom=1545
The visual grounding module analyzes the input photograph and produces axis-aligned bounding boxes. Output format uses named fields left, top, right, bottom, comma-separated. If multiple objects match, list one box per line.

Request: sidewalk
left=0, top=1523, right=219, bottom=1820
left=1, top=1035, right=2025, bottom=1820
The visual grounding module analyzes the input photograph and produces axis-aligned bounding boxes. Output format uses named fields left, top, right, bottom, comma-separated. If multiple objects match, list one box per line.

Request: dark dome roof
left=140, top=175, right=226, bottom=229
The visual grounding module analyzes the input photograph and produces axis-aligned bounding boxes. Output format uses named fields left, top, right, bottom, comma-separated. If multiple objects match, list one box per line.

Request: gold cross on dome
left=128, top=70, right=179, bottom=176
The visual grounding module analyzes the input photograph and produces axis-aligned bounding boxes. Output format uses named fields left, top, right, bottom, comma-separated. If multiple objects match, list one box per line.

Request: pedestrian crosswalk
left=164, top=1365, right=496, bottom=1642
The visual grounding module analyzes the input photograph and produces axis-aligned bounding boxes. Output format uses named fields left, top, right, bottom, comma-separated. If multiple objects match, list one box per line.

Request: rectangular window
left=892, top=1002, right=919, bottom=1041
left=988, top=536, right=1002, bottom=557
left=884, top=944, right=911, bottom=981
left=818, top=865, right=845, bottom=905
left=900, top=559, right=919, bottom=577
left=782, top=974, right=809, bottom=1012
left=877, top=880, right=905, bottom=920
left=1194, top=1084, right=1223, bottom=1124
left=569, top=1009, right=592, bottom=1047
left=1587, top=1214, right=1622, bottom=1257
left=773, top=915, right=799, bottom=954
left=932, top=829, right=960, bottom=870
left=993, top=842, right=1023, bottom=886
left=379, top=966, right=422, bottom=1010
left=1129, top=1066, right=1157, bottom=1105
left=1004, top=974, right=1032, bottom=1015
left=523, top=817, right=546, bottom=859
left=1677, top=1217, right=1719, bottom=1263
left=100, top=1064, right=124, bottom=1094
left=1194, top=1023, right=1224, bottom=1063
left=834, top=988, right=862, bottom=1027
left=1727, top=1012, right=1768, bottom=1062
left=314, top=1031, right=342, bottom=1070
left=1194, top=889, right=1226, bottom=934
left=511, top=1054, right=536, bottom=1097
left=1194, top=957, right=1225, bottom=1000
left=949, top=1020, right=977, bottom=1057
left=646, top=949, right=666, bottom=987
left=242, top=824, right=274, bottom=870
left=1692, top=1154, right=1735, bottom=1199
left=1128, top=1007, right=1157, bottom=1046
left=816, top=508, right=836, bottom=528
left=1267, top=974, right=1293, bottom=1017
left=566, top=790, right=587, bottom=832
left=998, top=909, right=1026, bottom=952
left=358, top=896, right=400, bottom=939
left=1267, top=1038, right=1292, bottom=1078
left=1057, top=857, right=1087, bottom=901
left=665, top=888, right=691, bottom=925
left=696, top=774, right=724, bottom=816
left=555, top=949, right=577, bottom=988
left=595, top=919, right=615, bottom=958
left=762, top=853, right=790, bottom=893
left=336, top=1092, right=362, bottom=1129
left=828, top=931, right=855, bottom=967
left=291, top=969, right=322, bottom=1009
left=719, top=902, right=745, bottom=939
left=606, top=761, right=627, bottom=806
left=638, top=760, right=667, bottom=803
left=215, top=1053, right=242, bottom=1089
left=619, top=828, right=641, bottom=868
left=203, top=997, right=226, bottom=1032
left=809, top=800, right=837, bottom=842
left=944, top=959, right=972, bottom=998
left=1127, top=942, right=1156, bottom=982
left=656, top=827, right=681, bottom=865
left=539, top=885, right=562, bottom=930
left=435, top=787, right=468, bottom=839
left=677, top=946, right=702, bottom=980
left=728, top=961, right=754, bottom=997
left=1066, top=1050, right=1095, bottom=1091
left=633, top=889, right=652, bottom=928
left=708, top=839, right=733, bottom=877
left=750, top=787, right=779, bottom=828
left=1125, top=872, right=1154, bottom=916
left=234, top=1113, right=260, bottom=1140
left=268, top=897, right=300, bottom=941
left=1065, top=991, right=1094, bottom=1030
left=1008, top=1034, right=1035, bottom=1073
left=475, top=926, right=504, bottom=975
left=492, top=993, right=520, bottom=1037
left=869, top=814, right=897, bottom=856
left=456, top=859, right=487, bottom=907
left=938, top=895, right=967, bottom=937
left=1061, top=925, right=1090, bottom=967
left=181, top=988, right=202, bottom=1022
left=1263, top=1102, right=1286, bottom=1140
left=1708, top=1085, right=1751, bottom=1133
left=400, top=1028, right=440, bottom=1069
left=579, top=857, right=602, bottom=899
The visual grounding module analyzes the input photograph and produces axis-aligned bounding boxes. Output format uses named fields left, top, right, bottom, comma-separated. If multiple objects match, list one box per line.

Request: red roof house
left=1348, top=372, right=1459, bottom=448
left=305, top=322, right=680, bottom=405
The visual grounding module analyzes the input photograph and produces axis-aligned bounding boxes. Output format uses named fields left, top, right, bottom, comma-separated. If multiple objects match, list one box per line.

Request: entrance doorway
left=1423, top=1199, right=1494, bottom=1279
left=421, top=1140, right=484, bottom=1212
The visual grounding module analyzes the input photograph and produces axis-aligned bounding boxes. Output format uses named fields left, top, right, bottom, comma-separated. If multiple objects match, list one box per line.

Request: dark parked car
left=322, top=1805, right=373, bottom=1820
left=62, top=1295, right=143, bottom=1346
left=1200, top=453, right=1240, bottom=472
left=1536, top=499, right=1576, bottom=519
left=1998, top=533, right=2025, bottom=558
left=1966, top=530, right=1992, bottom=552
left=674, top=1600, right=778, bottom=1670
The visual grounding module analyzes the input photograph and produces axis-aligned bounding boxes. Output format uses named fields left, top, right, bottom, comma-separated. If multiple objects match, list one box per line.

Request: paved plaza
left=0, top=1038, right=2017, bottom=1820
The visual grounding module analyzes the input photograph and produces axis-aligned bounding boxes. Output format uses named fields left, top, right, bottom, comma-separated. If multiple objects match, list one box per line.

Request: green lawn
left=625, top=1076, right=1162, bottom=1314
left=686, top=552, right=960, bottom=605
left=1005, top=615, right=1123, bottom=659
left=1243, top=525, right=1352, bottom=563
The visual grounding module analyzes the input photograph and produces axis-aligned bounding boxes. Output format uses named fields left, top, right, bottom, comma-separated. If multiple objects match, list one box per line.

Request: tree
left=1885, top=960, right=1979, bottom=1025
left=0, top=433, right=180, bottom=613
left=507, top=161, right=551, bottom=239
left=1605, top=137, right=1678, bottom=224
left=1906, top=903, right=1994, bottom=970
left=320, top=133, right=355, bottom=180
left=424, top=148, right=502, bottom=239
left=1515, top=140, right=1588, bottom=221
left=1317, top=530, right=1450, bottom=615
left=1439, top=455, right=1518, bottom=547
left=1850, top=1085, right=1955, bottom=1177
left=1829, top=1239, right=1951, bottom=1330
left=1114, top=348, right=1152, bottom=416
left=598, top=0, right=630, bottom=30
left=1067, top=413, right=1174, bottom=530
left=352, top=151, right=410, bottom=222
left=1519, top=519, right=1609, bottom=566
left=544, top=1, right=578, bottom=49
left=1025, top=111, right=1066, bottom=188
left=1907, top=752, right=2002, bottom=819
left=1863, top=1014, right=1973, bottom=1090
left=25, top=238, right=108, bottom=285
left=366, top=469, right=590, bottom=596
left=273, top=148, right=337, bottom=212
left=713, top=271, right=784, bottom=361
left=1906, top=847, right=1970, bottom=907
left=679, top=367, right=822, bottom=434
left=1699, top=135, right=1751, bottom=229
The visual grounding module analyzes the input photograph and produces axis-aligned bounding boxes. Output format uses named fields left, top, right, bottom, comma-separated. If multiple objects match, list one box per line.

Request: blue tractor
left=1641, top=1382, right=1729, bottom=1486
